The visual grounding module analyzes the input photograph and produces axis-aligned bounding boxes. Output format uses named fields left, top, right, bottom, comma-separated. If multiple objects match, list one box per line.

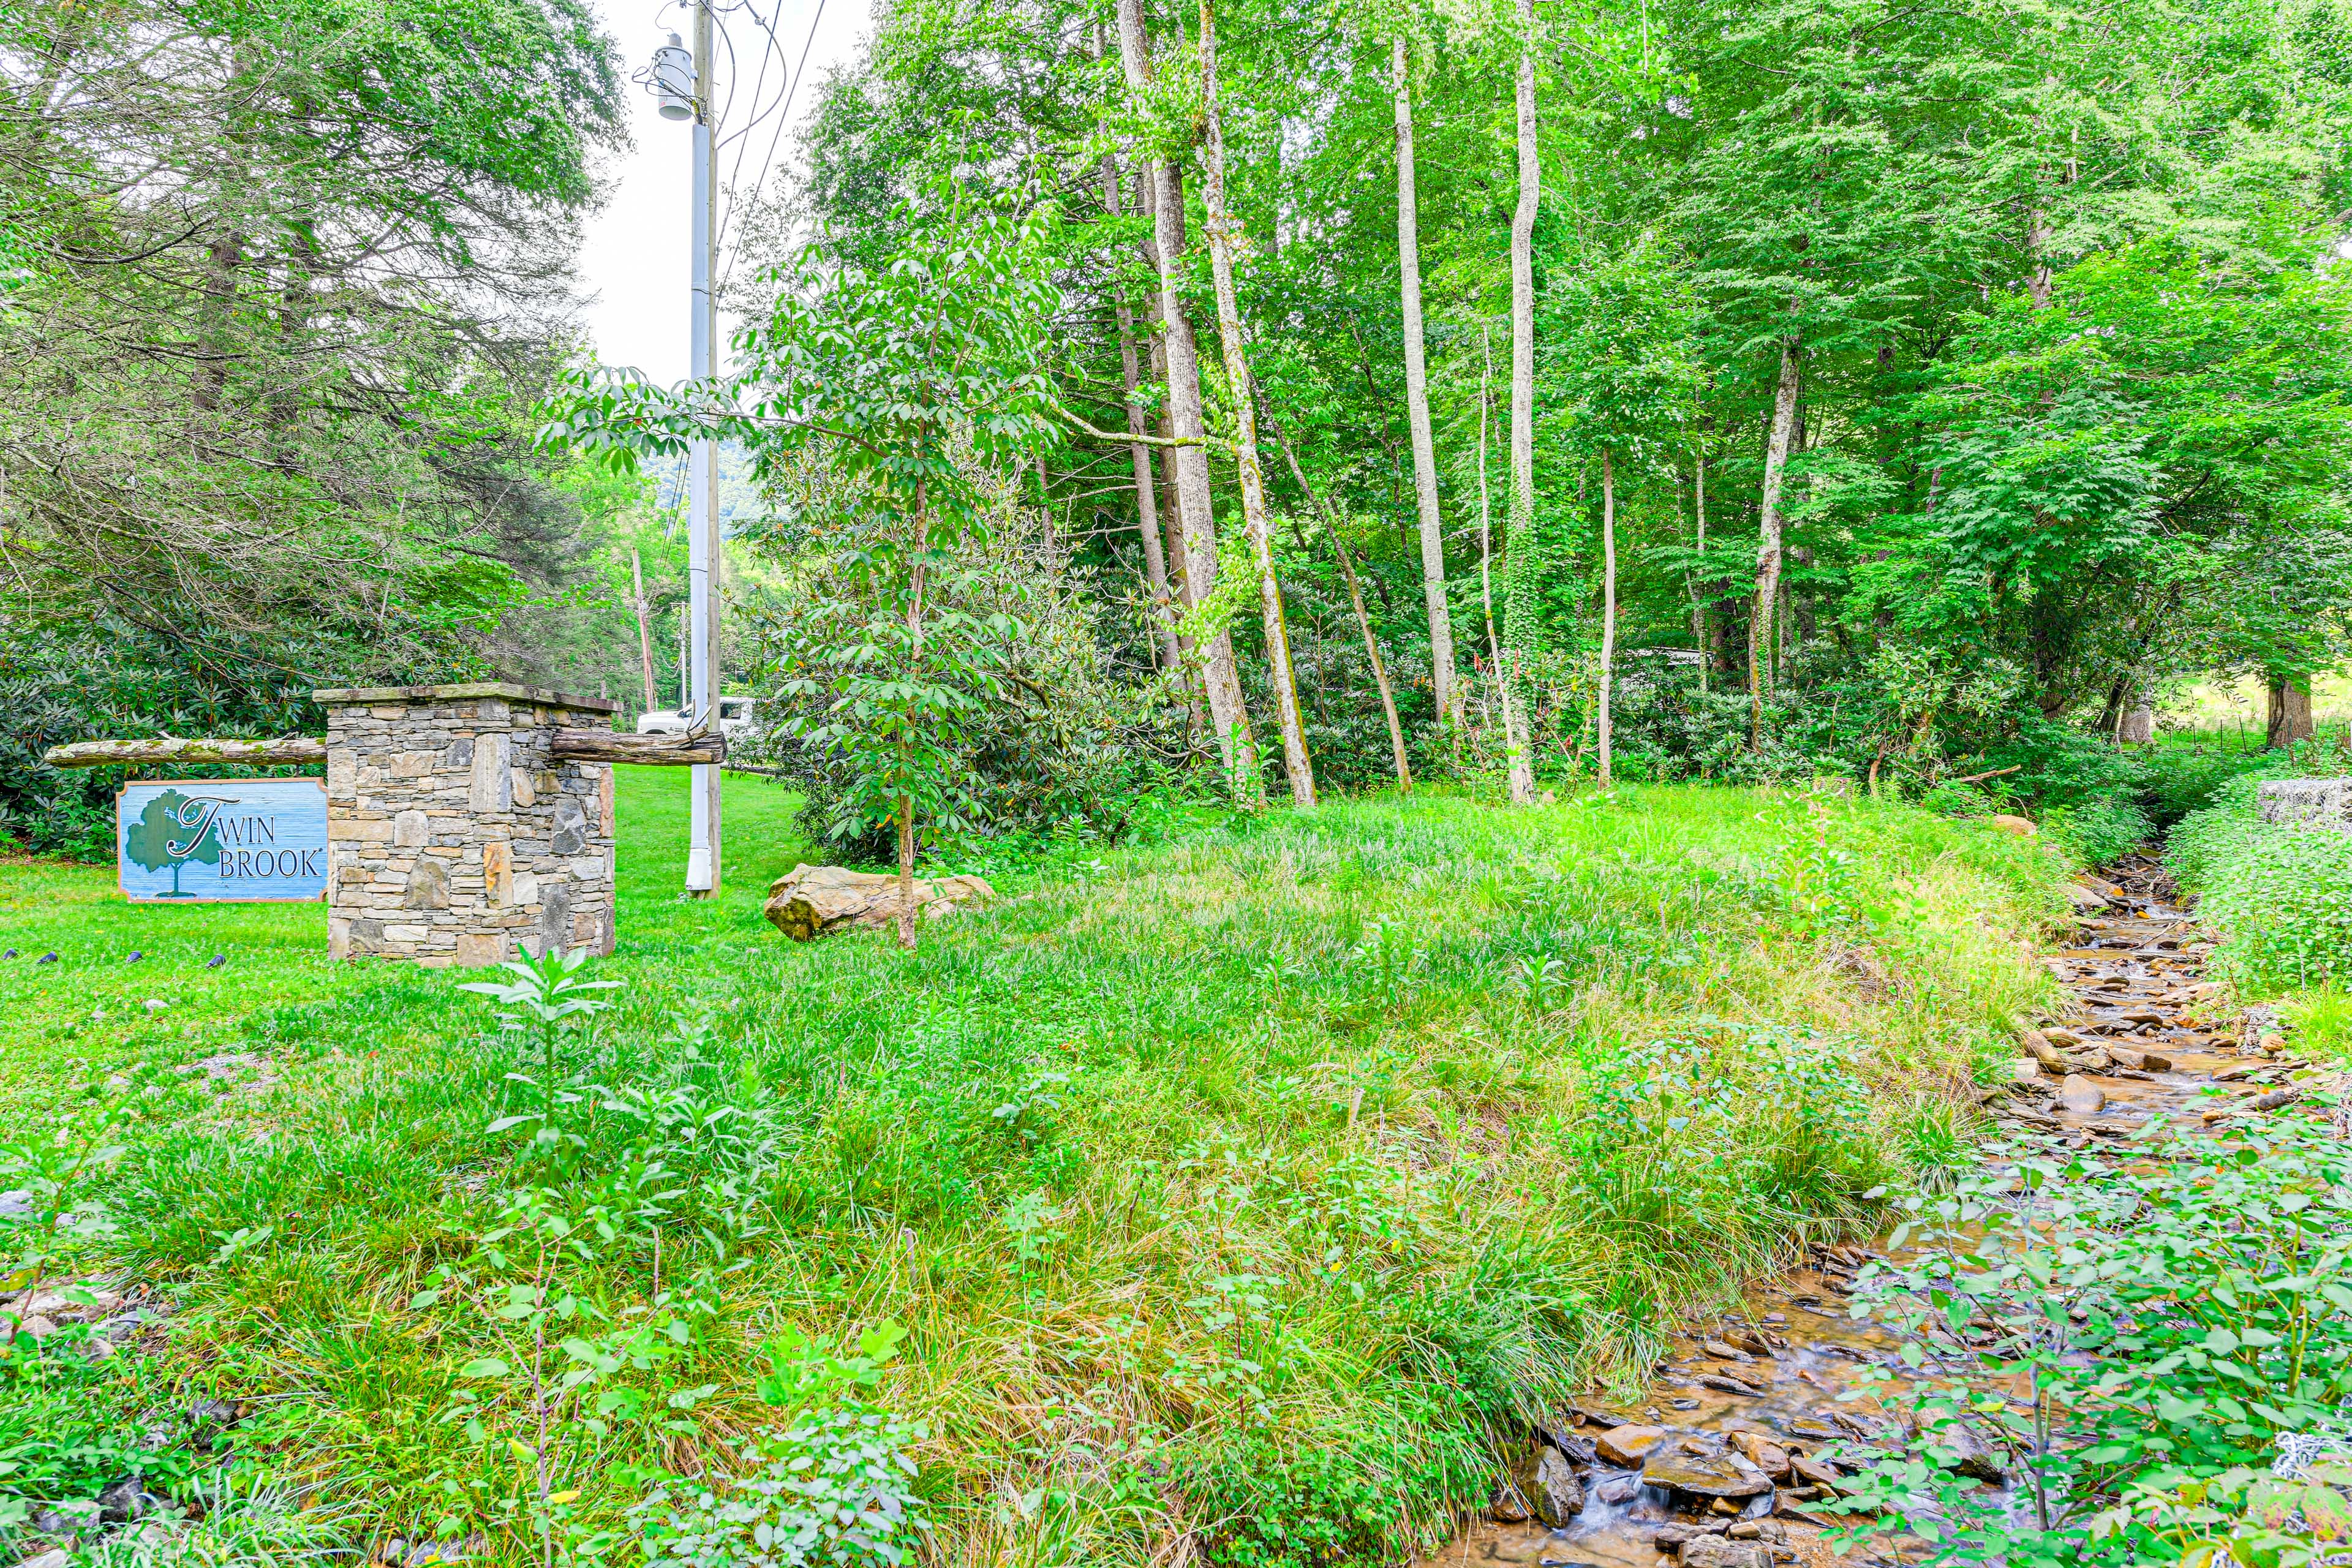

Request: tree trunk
left=1102, top=159, right=1178, bottom=672
left=2269, top=673, right=2315, bottom=750
left=1271, top=424, right=1409, bottom=788
left=1691, top=456, right=1708, bottom=693
left=1502, top=0, right=1540, bottom=805
left=898, top=489, right=929, bottom=951
left=631, top=548, right=658, bottom=717
left=1137, top=205, right=1204, bottom=733
left=2027, top=205, right=2053, bottom=309
left=1117, top=0, right=1258, bottom=794
left=1790, top=544, right=1816, bottom=649
left=1199, top=0, right=1313, bottom=807
left=1478, top=325, right=1531, bottom=798
left=1599, top=448, right=1616, bottom=789
left=1393, top=35, right=1455, bottom=727
left=1751, top=339, right=1801, bottom=750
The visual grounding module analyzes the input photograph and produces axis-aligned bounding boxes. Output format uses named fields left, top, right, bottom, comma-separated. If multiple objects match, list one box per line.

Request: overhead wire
left=631, top=1, right=827, bottom=337
left=719, top=0, right=827, bottom=295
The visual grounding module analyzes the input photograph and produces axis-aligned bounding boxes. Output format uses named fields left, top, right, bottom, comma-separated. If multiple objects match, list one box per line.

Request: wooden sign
left=116, top=779, right=330, bottom=903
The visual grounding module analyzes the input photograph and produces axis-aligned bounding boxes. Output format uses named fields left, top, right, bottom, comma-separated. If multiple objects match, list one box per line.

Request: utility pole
left=684, top=2, right=722, bottom=895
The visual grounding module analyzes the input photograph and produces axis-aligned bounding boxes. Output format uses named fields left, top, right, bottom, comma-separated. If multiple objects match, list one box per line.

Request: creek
left=1417, top=853, right=2294, bottom=1568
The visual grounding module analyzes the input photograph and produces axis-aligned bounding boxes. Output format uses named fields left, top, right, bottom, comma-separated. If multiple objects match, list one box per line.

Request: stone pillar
left=317, top=683, right=619, bottom=967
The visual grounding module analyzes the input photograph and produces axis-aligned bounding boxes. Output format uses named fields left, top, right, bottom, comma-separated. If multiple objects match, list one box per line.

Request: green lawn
left=0, top=768, right=812, bottom=1108
left=1, top=779, right=2070, bottom=1567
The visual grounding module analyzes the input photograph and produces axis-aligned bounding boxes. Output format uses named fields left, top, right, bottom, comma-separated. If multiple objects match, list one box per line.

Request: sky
left=576, top=0, right=870, bottom=385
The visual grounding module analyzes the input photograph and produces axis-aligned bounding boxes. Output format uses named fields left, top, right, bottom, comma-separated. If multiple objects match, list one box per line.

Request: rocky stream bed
left=1415, top=853, right=2315, bottom=1568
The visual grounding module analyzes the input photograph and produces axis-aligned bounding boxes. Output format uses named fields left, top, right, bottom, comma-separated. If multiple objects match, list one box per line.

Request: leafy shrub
left=2038, top=793, right=2152, bottom=864
left=0, top=616, right=330, bottom=860
left=633, top=1411, right=930, bottom=1568
left=1182, top=1409, right=1484, bottom=1568
left=2170, top=778, right=2352, bottom=993
left=0, top=1348, right=203, bottom=1543
left=731, top=457, right=1181, bottom=862
left=1915, top=781, right=1994, bottom=819
left=633, top=1325, right=930, bottom=1568
left=2133, top=737, right=2280, bottom=829
left=1828, top=1117, right=2352, bottom=1566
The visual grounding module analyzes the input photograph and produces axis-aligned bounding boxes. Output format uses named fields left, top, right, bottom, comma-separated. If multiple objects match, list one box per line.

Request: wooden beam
left=549, top=728, right=725, bottom=766
left=43, top=737, right=326, bottom=769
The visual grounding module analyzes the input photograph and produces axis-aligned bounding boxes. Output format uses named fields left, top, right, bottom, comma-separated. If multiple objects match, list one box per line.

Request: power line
left=719, top=0, right=827, bottom=296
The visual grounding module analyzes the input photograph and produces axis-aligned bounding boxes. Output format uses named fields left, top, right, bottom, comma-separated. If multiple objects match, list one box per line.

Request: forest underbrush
left=0, top=774, right=2071, bottom=1567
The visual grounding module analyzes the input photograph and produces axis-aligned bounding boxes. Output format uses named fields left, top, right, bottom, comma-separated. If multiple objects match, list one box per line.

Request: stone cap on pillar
left=312, top=682, right=618, bottom=715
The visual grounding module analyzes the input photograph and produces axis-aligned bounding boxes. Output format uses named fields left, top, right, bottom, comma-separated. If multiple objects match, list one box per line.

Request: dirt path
left=1417, top=853, right=2292, bottom=1568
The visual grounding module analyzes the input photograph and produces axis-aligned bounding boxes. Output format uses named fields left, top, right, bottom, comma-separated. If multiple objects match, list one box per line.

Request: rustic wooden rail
left=43, top=737, right=328, bottom=769
left=548, top=728, right=723, bottom=766
left=47, top=729, right=722, bottom=770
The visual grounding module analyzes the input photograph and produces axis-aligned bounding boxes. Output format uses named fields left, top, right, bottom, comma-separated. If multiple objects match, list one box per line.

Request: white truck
left=636, top=696, right=758, bottom=738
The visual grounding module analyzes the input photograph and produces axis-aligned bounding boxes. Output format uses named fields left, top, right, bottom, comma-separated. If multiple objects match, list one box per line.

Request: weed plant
left=1828, top=1114, right=2352, bottom=1567
left=2171, top=774, right=2352, bottom=995
left=0, top=774, right=2067, bottom=1567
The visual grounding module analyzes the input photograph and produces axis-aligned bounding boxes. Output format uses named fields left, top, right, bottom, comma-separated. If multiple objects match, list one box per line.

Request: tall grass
left=1, top=779, right=2063, bottom=1567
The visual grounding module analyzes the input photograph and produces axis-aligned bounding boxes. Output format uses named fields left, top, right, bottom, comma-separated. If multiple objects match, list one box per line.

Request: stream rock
left=1680, top=1539, right=1771, bottom=1568
left=1595, top=1424, right=1670, bottom=1465
left=2057, top=1074, right=2106, bottom=1116
left=1531, top=1446, right=1585, bottom=1525
left=1642, top=1452, right=1771, bottom=1499
left=1696, top=1373, right=1766, bottom=1396
left=1930, top=1422, right=2008, bottom=1484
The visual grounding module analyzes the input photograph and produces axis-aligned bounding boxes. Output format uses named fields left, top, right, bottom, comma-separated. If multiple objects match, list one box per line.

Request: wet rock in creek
left=2019, top=1030, right=2070, bottom=1072
left=1596, top=1424, right=1671, bottom=1466
left=1929, top=1421, right=2008, bottom=1484
left=2057, top=1074, right=2106, bottom=1115
left=1727, top=1431, right=1792, bottom=1480
left=1789, top=1455, right=1844, bottom=1488
left=1696, top=1373, right=1766, bottom=1396
left=1680, top=1538, right=1771, bottom=1568
left=1642, top=1452, right=1772, bottom=1499
left=1532, top=1445, right=1585, bottom=1526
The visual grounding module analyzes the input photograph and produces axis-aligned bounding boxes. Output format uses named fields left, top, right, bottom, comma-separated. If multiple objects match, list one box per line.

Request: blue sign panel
left=116, top=780, right=330, bottom=903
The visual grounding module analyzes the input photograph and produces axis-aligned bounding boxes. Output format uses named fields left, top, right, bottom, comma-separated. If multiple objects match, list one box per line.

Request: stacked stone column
left=317, top=683, right=618, bottom=966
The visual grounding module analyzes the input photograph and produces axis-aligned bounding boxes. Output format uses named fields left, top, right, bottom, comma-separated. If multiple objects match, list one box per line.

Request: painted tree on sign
left=123, top=791, right=221, bottom=898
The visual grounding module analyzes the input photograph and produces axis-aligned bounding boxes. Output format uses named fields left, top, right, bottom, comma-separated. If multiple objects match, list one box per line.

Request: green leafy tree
left=1544, top=238, right=1702, bottom=785
left=556, top=190, right=1062, bottom=948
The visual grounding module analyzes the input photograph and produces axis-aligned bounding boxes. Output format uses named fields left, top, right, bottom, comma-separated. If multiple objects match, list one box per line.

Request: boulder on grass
left=763, top=864, right=995, bottom=941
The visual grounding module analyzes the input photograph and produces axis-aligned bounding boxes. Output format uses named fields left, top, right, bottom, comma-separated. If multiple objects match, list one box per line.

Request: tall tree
left=1751, top=341, right=1801, bottom=744
left=1199, top=0, right=1313, bottom=806
left=1114, top=0, right=1259, bottom=790
left=1101, top=157, right=1180, bottom=673
left=1502, top=0, right=1540, bottom=806
left=1393, top=32, right=1455, bottom=733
